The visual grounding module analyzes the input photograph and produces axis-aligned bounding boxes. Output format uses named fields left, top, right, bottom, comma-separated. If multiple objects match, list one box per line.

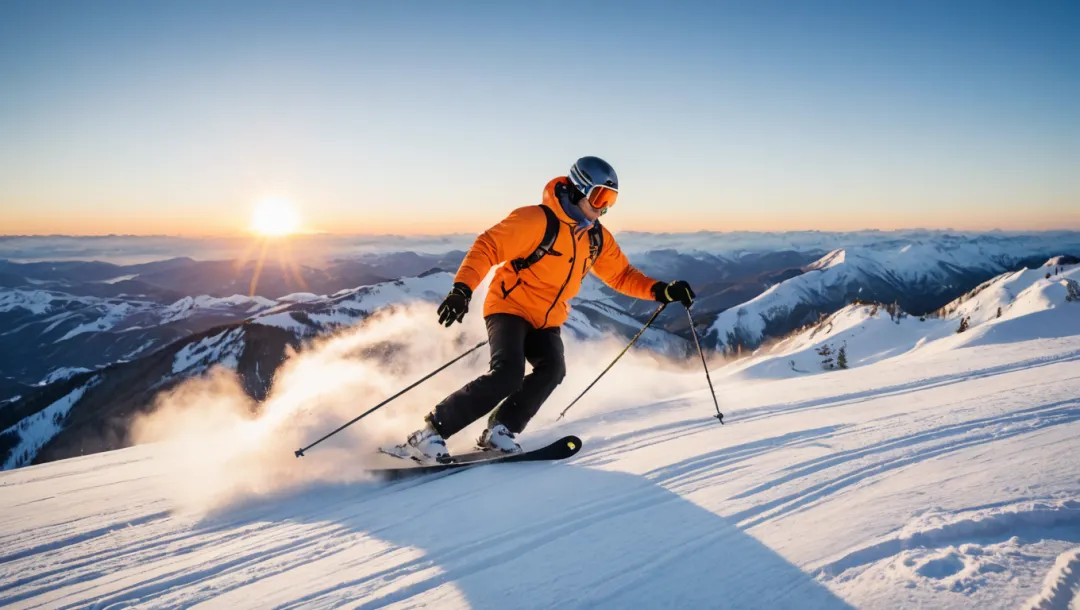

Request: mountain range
left=2, top=231, right=1078, bottom=470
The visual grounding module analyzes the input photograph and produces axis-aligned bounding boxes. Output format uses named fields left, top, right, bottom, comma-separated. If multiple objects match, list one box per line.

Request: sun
left=251, top=198, right=301, bottom=237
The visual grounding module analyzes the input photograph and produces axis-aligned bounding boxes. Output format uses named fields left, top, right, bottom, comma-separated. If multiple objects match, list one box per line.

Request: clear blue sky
left=1, top=0, right=1077, bottom=235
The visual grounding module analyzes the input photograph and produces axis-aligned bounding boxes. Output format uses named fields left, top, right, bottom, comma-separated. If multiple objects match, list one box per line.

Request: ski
left=372, top=435, right=582, bottom=482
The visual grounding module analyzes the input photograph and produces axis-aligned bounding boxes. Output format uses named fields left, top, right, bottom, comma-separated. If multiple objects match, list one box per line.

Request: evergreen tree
left=837, top=344, right=848, bottom=369
left=817, top=344, right=835, bottom=370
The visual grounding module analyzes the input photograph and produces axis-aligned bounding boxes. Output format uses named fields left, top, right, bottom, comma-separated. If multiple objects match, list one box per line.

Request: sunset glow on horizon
left=0, top=1, right=1076, bottom=237
left=250, top=198, right=302, bottom=237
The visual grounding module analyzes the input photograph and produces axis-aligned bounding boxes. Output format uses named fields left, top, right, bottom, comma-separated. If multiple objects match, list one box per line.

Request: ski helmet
left=568, top=156, right=619, bottom=211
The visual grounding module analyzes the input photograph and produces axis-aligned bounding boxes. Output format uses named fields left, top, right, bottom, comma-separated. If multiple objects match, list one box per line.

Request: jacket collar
left=542, top=177, right=577, bottom=225
left=542, top=176, right=595, bottom=231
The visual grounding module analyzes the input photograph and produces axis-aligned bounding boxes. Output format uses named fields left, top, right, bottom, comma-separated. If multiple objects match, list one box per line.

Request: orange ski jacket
left=454, top=177, right=660, bottom=329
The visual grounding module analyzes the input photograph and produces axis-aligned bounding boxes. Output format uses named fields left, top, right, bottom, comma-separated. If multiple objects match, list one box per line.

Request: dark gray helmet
left=568, top=156, right=618, bottom=196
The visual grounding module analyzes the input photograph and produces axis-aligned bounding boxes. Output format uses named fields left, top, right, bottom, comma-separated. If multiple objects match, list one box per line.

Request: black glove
left=437, top=283, right=472, bottom=327
left=652, top=280, right=695, bottom=307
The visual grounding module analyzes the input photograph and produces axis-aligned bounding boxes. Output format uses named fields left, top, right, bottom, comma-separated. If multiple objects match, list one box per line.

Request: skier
left=389, top=156, right=696, bottom=464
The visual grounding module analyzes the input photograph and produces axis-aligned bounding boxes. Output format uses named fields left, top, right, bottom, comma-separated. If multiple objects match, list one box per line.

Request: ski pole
left=295, top=340, right=488, bottom=457
left=686, top=307, right=724, bottom=424
left=557, top=304, right=667, bottom=421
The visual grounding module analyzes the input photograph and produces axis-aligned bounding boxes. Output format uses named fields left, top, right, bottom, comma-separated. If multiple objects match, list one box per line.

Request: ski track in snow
left=2, top=339, right=1080, bottom=606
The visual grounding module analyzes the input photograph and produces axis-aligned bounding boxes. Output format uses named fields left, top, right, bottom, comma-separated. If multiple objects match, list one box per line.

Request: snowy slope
left=0, top=377, right=98, bottom=469
left=252, top=271, right=690, bottom=356
left=731, top=263, right=1080, bottom=379
left=1, top=271, right=690, bottom=471
left=252, top=273, right=450, bottom=335
left=161, top=294, right=278, bottom=324
left=0, top=289, right=282, bottom=387
left=704, top=241, right=1080, bottom=352
left=0, top=290, right=277, bottom=334
left=567, top=300, right=690, bottom=358
left=1, top=288, right=1078, bottom=608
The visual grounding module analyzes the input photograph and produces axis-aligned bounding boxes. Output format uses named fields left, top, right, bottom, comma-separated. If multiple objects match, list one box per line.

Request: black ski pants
left=429, top=314, right=566, bottom=438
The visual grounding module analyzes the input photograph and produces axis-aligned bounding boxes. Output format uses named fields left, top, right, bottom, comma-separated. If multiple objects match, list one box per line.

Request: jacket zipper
left=541, top=222, right=578, bottom=328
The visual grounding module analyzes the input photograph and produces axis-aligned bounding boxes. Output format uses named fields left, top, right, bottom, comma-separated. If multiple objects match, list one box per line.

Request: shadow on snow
left=202, top=461, right=854, bottom=609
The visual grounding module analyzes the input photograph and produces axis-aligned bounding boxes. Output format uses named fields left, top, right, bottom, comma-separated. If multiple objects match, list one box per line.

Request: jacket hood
left=542, top=176, right=593, bottom=229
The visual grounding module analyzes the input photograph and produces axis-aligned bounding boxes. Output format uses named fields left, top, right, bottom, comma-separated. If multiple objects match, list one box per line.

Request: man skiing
left=390, top=156, right=695, bottom=464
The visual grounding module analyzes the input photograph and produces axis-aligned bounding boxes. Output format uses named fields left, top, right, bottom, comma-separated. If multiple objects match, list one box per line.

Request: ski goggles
left=584, top=184, right=618, bottom=213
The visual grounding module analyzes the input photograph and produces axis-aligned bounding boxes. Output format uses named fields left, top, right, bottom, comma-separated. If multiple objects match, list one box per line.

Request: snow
left=1, top=378, right=96, bottom=469
left=567, top=299, right=689, bottom=357
left=946, top=266, right=1079, bottom=328
left=162, top=295, right=278, bottom=323
left=806, top=248, right=847, bottom=271
left=1025, top=547, right=1080, bottom=609
left=1044, top=256, right=1075, bottom=268
left=55, top=301, right=136, bottom=341
left=277, top=292, right=323, bottom=303
left=613, top=231, right=1080, bottom=262
left=40, top=312, right=76, bottom=334
left=171, top=329, right=245, bottom=375
left=252, top=311, right=312, bottom=333
left=1, top=291, right=277, bottom=351
left=0, top=266, right=1078, bottom=607
left=124, top=339, right=159, bottom=360
left=251, top=273, right=450, bottom=333
left=573, top=275, right=620, bottom=303
left=5, top=231, right=1080, bottom=268
left=0, top=290, right=60, bottom=315
left=707, top=239, right=1080, bottom=352
left=100, top=274, right=139, bottom=284
left=728, top=265, right=1080, bottom=379
left=37, top=367, right=93, bottom=386
left=330, top=274, right=448, bottom=311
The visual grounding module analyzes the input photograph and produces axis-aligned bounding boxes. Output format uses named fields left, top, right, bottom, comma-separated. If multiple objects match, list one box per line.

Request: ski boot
left=477, top=423, right=522, bottom=454
left=382, top=422, right=452, bottom=465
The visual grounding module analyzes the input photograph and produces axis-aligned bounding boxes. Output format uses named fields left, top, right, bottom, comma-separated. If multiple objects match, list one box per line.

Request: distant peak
left=1043, top=254, right=1079, bottom=267
left=806, top=249, right=847, bottom=271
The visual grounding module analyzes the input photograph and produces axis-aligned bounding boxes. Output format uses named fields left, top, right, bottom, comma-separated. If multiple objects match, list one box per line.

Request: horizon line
left=5, top=227, right=1080, bottom=239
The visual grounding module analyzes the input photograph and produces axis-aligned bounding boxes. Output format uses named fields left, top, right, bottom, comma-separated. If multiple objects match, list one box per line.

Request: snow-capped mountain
left=4, top=232, right=1080, bottom=470
left=0, top=289, right=281, bottom=392
left=0, top=253, right=465, bottom=302
left=250, top=270, right=690, bottom=355
left=0, top=319, right=302, bottom=470
left=0, top=272, right=690, bottom=470
left=250, top=271, right=451, bottom=336
left=731, top=257, right=1080, bottom=378
left=9, top=230, right=1077, bottom=268
left=3, top=254, right=1080, bottom=608
left=704, top=236, right=1080, bottom=352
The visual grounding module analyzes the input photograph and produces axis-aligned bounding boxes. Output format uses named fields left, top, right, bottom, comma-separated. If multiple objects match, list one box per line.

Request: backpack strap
left=587, top=221, right=604, bottom=268
left=579, top=221, right=605, bottom=278
left=510, top=205, right=561, bottom=273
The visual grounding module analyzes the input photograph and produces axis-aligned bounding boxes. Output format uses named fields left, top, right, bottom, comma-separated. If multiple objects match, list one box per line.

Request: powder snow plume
left=131, top=303, right=489, bottom=513
left=132, top=299, right=703, bottom=514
